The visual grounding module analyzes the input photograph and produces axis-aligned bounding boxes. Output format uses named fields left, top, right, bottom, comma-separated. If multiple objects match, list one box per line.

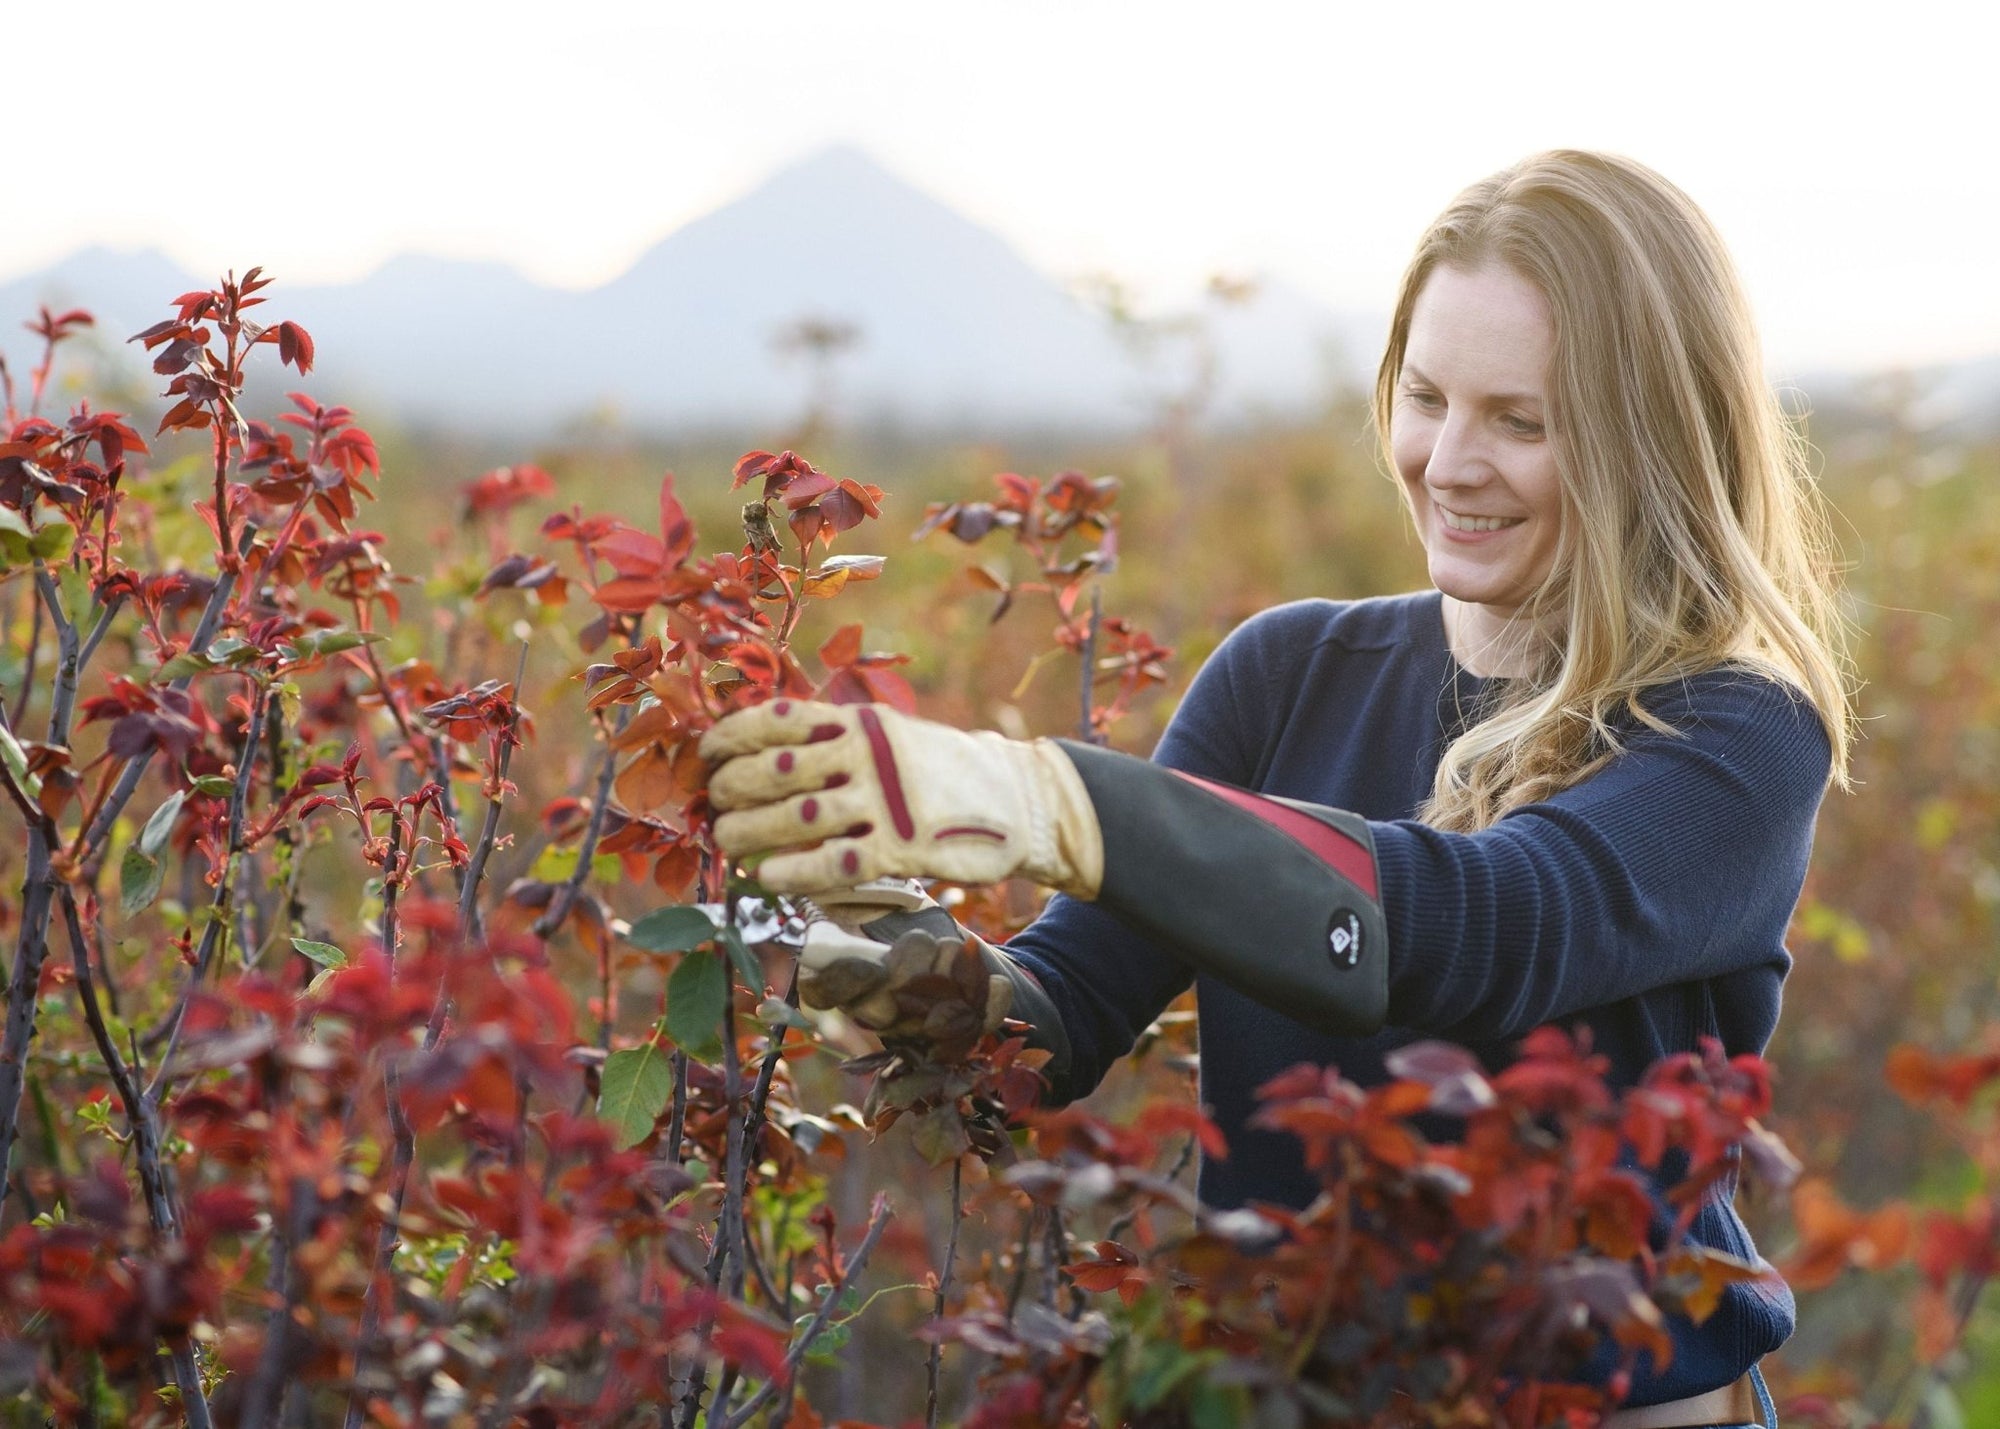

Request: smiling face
left=1390, top=261, right=1565, bottom=665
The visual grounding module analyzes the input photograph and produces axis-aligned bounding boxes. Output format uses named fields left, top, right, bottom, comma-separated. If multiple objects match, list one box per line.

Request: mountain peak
left=759, top=143, right=914, bottom=193
left=720, top=143, right=953, bottom=229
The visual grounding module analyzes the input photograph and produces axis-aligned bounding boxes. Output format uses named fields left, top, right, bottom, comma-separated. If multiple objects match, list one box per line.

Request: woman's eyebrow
left=1400, top=363, right=1544, bottom=406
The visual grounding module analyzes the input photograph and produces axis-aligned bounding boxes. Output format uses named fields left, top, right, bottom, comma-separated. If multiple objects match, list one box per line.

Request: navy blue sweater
left=1005, top=590, right=1828, bottom=1405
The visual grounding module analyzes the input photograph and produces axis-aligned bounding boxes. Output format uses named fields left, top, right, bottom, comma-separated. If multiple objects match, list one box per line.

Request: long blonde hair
left=1372, top=150, right=1853, bottom=832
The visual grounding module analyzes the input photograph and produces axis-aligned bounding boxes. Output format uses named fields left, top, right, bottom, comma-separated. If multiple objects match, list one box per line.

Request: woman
left=701, top=150, right=1851, bottom=1429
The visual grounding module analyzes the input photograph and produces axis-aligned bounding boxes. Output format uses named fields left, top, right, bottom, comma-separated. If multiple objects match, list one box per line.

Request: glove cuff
left=1009, top=738, right=1105, bottom=898
left=1054, top=740, right=1388, bottom=1038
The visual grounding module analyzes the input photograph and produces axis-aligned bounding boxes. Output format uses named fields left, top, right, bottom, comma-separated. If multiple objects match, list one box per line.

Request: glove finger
left=848, top=988, right=903, bottom=1030
left=885, top=930, right=944, bottom=982
left=798, top=958, right=891, bottom=1010
left=981, top=974, right=1015, bottom=1033
left=798, top=921, right=894, bottom=973
left=756, top=837, right=879, bottom=896
left=708, top=735, right=863, bottom=812
left=712, top=785, right=874, bottom=859
left=699, top=699, right=850, bottom=762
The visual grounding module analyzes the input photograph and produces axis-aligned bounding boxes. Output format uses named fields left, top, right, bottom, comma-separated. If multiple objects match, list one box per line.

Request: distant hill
left=1, top=148, right=1373, bottom=436
left=2, top=147, right=1993, bottom=439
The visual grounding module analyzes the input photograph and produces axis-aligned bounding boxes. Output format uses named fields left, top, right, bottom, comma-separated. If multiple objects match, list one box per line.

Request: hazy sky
left=9, top=1, right=1995, bottom=375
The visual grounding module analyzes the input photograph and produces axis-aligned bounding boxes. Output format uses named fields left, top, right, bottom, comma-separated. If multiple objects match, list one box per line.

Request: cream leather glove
left=795, top=920, right=1015, bottom=1042
left=700, top=700, right=1104, bottom=898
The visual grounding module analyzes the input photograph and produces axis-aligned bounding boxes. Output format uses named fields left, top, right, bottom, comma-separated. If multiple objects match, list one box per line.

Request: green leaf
left=910, top=1104, right=972, bottom=1166
left=0, top=721, right=39, bottom=799
left=798, top=1311, right=852, bottom=1366
left=665, top=950, right=728, bottom=1063
left=599, top=1041, right=676, bottom=1150
left=157, top=650, right=216, bottom=682
left=290, top=938, right=347, bottom=970
left=720, top=925, right=765, bottom=992
left=1189, top=1379, right=1245, bottom=1429
left=206, top=636, right=261, bottom=666
left=0, top=508, right=33, bottom=566
left=120, top=848, right=164, bottom=917
left=138, top=791, right=186, bottom=858
left=57, top=564, right=96, bottom=632
left=29, top=520, right=75, bottom=563
left=530, top=845, right=623, bottom=886
left=626, top=905, right=718, bottom=954
left=817, top=554, right=887, bottom=578
left=188, top=775, right=236, bottom=798
left=757, top=997, right=813, bottom=1032
left=1129, top=1343, right=1202, bottom=1411
left=281, top=628, right=388, bottom=662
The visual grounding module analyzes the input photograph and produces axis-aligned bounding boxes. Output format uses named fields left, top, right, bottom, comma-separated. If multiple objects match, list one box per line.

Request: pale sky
left=8, top=1, right=1996, bottom=375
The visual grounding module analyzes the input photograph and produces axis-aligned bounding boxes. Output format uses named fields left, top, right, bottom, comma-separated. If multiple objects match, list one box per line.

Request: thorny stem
left=0, top=566, right=107, bottom=1216
left=76, top=590, right=126, bottom=671
left=458, top=640, right=531, bottom=939
left=355, top=628, right=466, bottom=901
left=144, top=682, right=269, bottom=1083
left=737, top=1221, right=787, bottom=1313
left=0, top=811, right=59, bottom=1219
left=240, top=1171, right=315, bottom=1426
left=714, top=1193, right=895, bottom=1429
left=532, top=705, right=630, bottom=941
left=58, top=887, right=214, bottom=1425
left=664, top=1048, right=689, bottom=1168
left=344, top=818, right=410, bottom=1429
left=926, top=1157, right=965, bottom=1429
left=10, top=589, right=40, bottom=727
left=739, top=966, right=801, bottom=1165
left=1045, top=1204, right=1079, bottom=1316
left=31, top=568, right=81, bottom=746
left=676, top=914, right=760, bottom=1429
left=775, top=534, right=809, bottom=646
left=81, top=557, right=241, bottom=859
left=1076, top=584, right=1102, bottom=744
left=1005, top=1205, right=1038, bottom=1317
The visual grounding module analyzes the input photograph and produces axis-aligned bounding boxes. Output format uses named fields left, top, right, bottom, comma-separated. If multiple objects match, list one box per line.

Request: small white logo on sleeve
left=1328, top=909, right=1363, bottom=969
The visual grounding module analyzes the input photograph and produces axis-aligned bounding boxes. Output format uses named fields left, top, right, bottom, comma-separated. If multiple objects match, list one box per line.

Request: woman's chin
left=1429, top=563, right=1526, bottom=615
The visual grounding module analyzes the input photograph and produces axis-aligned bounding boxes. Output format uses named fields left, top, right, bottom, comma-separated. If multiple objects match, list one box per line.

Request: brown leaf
left=616, top=745, right=681, bottom=812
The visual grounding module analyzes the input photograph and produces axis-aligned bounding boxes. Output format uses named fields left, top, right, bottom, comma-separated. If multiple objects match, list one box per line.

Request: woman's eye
left=1503, top=414, right=1545, bottom=437
left=1405, top=388, right=1443, bottom=411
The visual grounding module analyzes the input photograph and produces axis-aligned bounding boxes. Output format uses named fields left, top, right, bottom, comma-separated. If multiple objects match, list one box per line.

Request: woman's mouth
left=1438, top=506, right=1525, bottom=534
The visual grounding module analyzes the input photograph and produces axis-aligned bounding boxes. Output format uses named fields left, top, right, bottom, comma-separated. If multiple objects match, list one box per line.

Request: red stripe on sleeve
left=1172, top=772, right=1378, bottom=900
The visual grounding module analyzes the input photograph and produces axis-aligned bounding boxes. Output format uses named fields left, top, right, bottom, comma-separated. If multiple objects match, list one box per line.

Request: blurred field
left=63, top=364, right=1993, bottom=1420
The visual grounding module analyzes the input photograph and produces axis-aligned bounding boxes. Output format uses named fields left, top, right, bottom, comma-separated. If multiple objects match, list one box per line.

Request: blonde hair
left=1371, top=150, right=1852, bottom=832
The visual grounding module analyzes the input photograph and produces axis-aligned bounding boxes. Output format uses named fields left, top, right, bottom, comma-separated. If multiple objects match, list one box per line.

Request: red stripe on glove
left=857, top=707, right=917, bottom=840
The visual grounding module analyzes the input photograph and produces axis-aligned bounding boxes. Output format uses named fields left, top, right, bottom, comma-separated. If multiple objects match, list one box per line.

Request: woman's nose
left=1423, top=417, right=1491, bottom=489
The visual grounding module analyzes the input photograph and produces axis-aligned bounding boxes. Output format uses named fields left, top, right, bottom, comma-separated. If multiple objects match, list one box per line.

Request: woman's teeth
left=1439, top=509, right=1523, bottom=533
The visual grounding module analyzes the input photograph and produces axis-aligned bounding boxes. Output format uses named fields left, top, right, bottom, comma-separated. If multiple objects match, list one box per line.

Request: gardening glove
left=797, top=891, right=1077, bottom=1083
left=701, top=700, right=1103, bottom=899
left=796, top=920, right=1015, bottom=1042
left=707, top=702, right=1393, bottom=1042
